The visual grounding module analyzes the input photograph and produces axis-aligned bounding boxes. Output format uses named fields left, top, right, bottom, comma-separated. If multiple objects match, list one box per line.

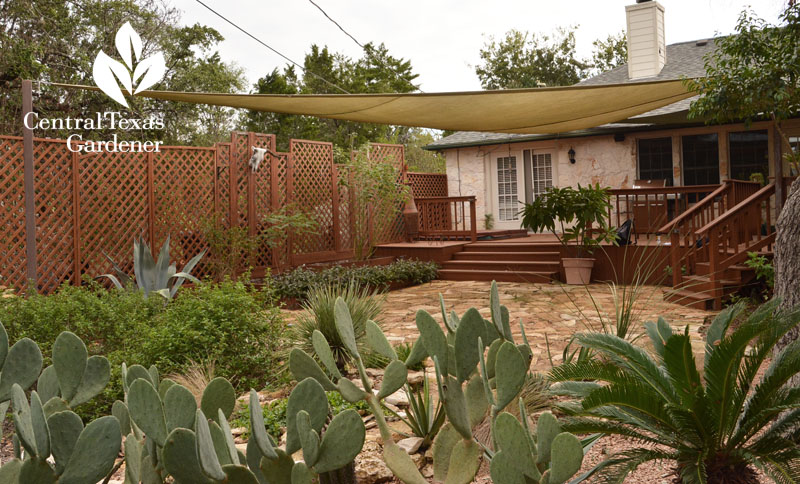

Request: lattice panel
left=232, top=132, right=250, bottom=227
left=152, top=147, right=216, bottom=278
left=370, top=143, right=405, bottom=169
left=290, top=140, right=335, bottom=256
left=335, top=164, right=353, bottom=251
left=408, top=172, right=448, bottom=198
left=34, top=140, right=75, bottom=292
left=0, top=137, right=27, bottom=290
left=251, top=134, right=277, bottom=270
left=79, top=151, right=149, bottom=280
left=215, top=142, right=231, bottom=226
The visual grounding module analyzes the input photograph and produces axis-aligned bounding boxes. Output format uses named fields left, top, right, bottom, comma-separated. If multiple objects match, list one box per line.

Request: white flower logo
left=92, top=22, right=166, bottom=108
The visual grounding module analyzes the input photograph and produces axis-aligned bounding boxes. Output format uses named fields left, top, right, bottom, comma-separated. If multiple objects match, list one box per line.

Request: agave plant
left=99, top=235, right=204, bottom=299
left=550, top=299, right=800, bottom=484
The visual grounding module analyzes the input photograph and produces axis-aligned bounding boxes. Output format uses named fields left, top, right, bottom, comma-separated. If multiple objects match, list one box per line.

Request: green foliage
left=0, top=0, right=245, bottom=144
left=242, top=43, right=419, bottom=152
left=344, top=145, right=412, bottom=260
left=520, top=184, right=616, bottom=257
left=475, top=28, right=627, bottom=90
left=745, top=251, right=775, bottom=290
left=1, top=279, right=285, bottom=420
left=387, top=371, right=445, bottom=448
left=394, top=342, right=425, bottom=371
left=290, top=283, right=383, bottom=369
left=98, top=235, right=204, bottom=300
left=271, top=259, right=438, bottom=301
left=380, top=128, right=446, bottom=174
left=201, top=205, right=318, bottom=280
left=484, top=213, right=495, bottom=230
left=549, top=300, right=800, bottom=483
left=686, top=3, right=800, bottom=172
left=229, top=391, right=369, bottom=442
left=588, top=31, right=627, bottom=75
left=141, top=278, right=286, bottom=391
left=475, top=28, right=588, bottom=89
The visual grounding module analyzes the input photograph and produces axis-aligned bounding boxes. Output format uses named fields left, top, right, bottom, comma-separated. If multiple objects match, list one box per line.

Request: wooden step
left=438, top=269, right=557, bottom=283
left=678, top=275, right=742, bottom=292
left=694, top=262, right=755, bottom=279
left=452, top=251, right=560, bottom=262
left=463, top=243, right=559, bottom=253
left=442, top=260, right=560, bottom=271
left=664, top=289, right=714, bottom=310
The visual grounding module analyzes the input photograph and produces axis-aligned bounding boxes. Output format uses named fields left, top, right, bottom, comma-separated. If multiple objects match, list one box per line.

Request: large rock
left=355, top=441, right=394, bottom=484
left=397, top=437, right=424, bottom=455
left=384, top=390, right=409, bottom=407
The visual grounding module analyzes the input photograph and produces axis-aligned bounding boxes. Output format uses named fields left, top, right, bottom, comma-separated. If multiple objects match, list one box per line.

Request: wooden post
left=147, top=151, right=156, bottom=245
left=229, top=133, right=238, bottom=228
left=71, top=150, right=81, bottom=285
left=270, top=151, right=281, bottom=268
left=22, top=80, right=37, bottom=288
left=469, top=197, right=477, bottom=242
left=708, top=230, right=721, bottom=310
left=670, top=230, right=681, bottom=287
left=287, top=148, right=294, bottom=265
left=332, top=164, right=341, bottom=252
left=247, top=132, right=257, bottom=237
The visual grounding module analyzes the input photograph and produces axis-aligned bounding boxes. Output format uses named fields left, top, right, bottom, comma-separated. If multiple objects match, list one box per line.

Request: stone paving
left=364, top=280, right=714, bottom=372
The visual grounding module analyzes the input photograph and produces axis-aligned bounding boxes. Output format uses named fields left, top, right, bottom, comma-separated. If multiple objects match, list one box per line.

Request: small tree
left=341, top=145, right=410, bottom=260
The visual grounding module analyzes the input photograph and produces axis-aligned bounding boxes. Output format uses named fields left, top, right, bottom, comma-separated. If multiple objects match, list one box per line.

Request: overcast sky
left=168, top=0, right=786, bottom=93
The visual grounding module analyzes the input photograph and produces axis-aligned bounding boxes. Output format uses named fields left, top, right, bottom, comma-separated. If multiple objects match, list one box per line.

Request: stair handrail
left=657, top=181, right=730, bottom=234
left=695, top=181, right=775, bottom=236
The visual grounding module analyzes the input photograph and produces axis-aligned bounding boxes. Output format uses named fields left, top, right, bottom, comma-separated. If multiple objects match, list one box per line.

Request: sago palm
left=550, top=299, right=800, bottom=484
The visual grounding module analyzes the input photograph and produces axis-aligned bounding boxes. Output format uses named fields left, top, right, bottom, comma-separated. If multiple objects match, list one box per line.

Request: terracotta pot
left=562, top=258, right=595, bottom=285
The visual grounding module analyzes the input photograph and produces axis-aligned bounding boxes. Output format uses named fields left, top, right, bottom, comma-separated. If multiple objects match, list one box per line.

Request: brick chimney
left=625, top=0, right=666, bottom=79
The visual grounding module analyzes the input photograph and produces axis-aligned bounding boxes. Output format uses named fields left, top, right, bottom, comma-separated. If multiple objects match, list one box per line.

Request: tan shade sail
left=53, top=79, right=692, bottom=134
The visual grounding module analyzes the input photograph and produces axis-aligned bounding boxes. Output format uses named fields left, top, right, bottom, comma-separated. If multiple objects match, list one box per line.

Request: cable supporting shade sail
left=52, top=79, right=693, bottom=134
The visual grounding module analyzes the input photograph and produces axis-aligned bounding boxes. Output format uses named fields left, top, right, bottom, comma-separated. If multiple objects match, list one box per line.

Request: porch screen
left=497, top=156, right=519, bottom=221
left=729, top=130, right=768, bottom=181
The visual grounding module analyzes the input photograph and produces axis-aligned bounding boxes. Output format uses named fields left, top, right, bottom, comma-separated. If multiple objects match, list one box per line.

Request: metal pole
left=22, top=80, right=38, bottom=289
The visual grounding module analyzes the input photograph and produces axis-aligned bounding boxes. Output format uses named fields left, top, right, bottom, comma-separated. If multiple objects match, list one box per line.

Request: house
left=424, top=0, right=800, bottom=232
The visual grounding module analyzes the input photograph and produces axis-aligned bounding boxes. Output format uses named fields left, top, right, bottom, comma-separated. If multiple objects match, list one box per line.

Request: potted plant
left=520, top=184, right=616, bottom=284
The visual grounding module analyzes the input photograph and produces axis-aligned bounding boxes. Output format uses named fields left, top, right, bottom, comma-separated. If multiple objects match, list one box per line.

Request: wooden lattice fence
left=0, top=131, right=414, bottom=293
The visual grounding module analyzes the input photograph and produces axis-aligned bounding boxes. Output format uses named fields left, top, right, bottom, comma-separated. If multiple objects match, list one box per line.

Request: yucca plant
left=386, top=369, right=446, bottom=448
left=550, top=299, right=800, bottom=484
left=99, top=235, right=204, bottom=299
left=291, top=281, right=384, bottom=370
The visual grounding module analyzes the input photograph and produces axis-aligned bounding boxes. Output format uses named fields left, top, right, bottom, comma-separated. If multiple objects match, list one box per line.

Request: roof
left=424, top=38, right=718, bottom=151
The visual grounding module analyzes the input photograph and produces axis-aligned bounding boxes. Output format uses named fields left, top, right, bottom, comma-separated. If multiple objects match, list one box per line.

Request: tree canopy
left=241, top=43, right=421, bottom=153
left=474, top=28, right=627, bottom=89
left=0, top=0, right=245, bottom=144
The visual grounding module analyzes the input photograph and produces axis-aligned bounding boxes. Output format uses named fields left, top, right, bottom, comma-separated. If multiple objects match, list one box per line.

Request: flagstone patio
left=284, top=280, right=716, bottom=373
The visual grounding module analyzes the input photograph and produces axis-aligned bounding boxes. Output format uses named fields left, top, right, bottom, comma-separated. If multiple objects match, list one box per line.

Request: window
left=637, top=137, right=673, bottom=185
left=789, top=136, right=799, bottom=176
left=729, top=130, right=769, bottom=181
left=496, top=156, right=518, bottom=221
left=682, top=133, right=720, bottom=186
left=523, top=150, right=553, bottom=203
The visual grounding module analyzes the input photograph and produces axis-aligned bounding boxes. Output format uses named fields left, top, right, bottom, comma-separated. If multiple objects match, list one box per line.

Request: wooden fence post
left=332, top=164, right=342, bottom=253
left=287, top=148, right=294, bottom=265
left=22, top=80, right=37, bottom=289
left=147, top=151, right=156, bottom=245
left=247, top=132, right=257, bottom=237
left=228, top=134, right=238, bottom=228
left=71, top=150, right=81, bottom=285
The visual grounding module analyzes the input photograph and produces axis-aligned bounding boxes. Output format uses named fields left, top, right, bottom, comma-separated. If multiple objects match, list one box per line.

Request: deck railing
left=415, top=196, right=477, bottom=241
left=608, top=184, right=724, bottom=240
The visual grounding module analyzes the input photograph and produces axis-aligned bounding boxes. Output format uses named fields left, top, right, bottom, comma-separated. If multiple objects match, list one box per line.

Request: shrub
left=550, top=300, right=800, bottom=483
left=290, top=282, right=383, bottom=369
left=142, top=278, right=286, bottom=391
left=0, top=278, right=286, bottom=419
left=271, top=258, right=438, bottom=301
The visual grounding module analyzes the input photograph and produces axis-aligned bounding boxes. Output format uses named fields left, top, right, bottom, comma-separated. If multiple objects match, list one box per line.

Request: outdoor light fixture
left=568, top=148, right=576, bottom=164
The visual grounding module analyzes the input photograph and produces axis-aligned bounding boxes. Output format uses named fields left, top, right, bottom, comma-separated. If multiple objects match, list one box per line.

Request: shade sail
left=53, top=79, right=693, bottom=134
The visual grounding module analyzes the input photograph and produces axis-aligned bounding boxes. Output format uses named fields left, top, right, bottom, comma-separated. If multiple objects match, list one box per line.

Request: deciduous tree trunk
left=775, top=178, right=800, bottom=358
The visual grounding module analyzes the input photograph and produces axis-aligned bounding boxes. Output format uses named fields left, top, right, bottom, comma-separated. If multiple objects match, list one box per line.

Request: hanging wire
left=193, top=0, right=351, bottom=94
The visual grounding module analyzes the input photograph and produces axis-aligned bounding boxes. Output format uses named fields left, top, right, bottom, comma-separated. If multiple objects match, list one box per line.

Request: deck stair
left=438, top=241, right=560, bottom=282
left=661, top=179, right=790, bottom=310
